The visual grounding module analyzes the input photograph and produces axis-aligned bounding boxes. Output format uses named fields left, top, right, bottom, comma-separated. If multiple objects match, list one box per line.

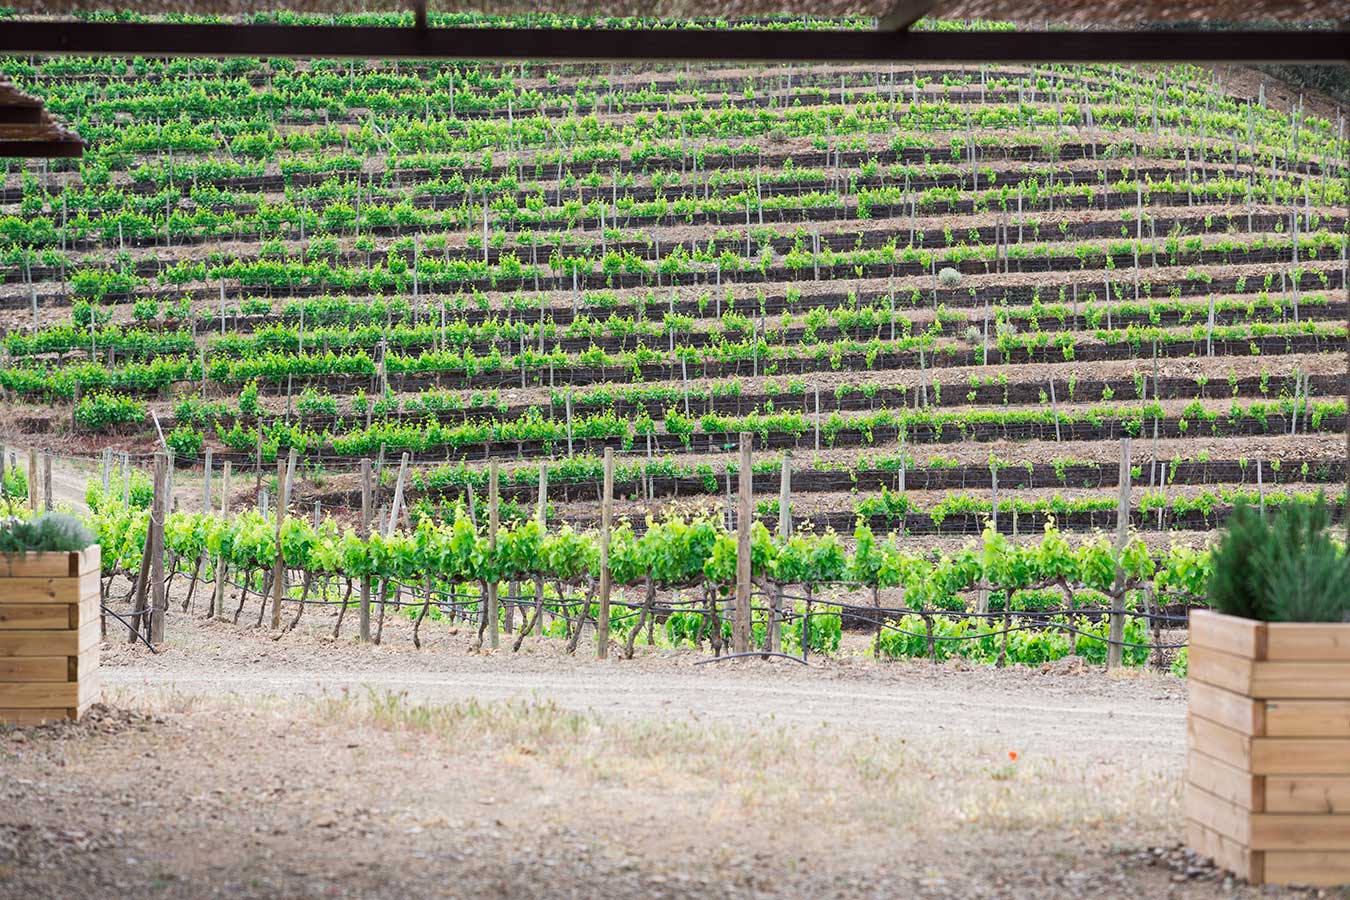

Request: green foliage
left=1208, top=497, right=1349, bottom=622
left=1, top=466, right=26, bottom=502
left=1259, top=498, right=1349, bottom=623
left=0, top=512, right=95, bottom=552
left=73, top=391, right=146, bottom=429
left=86, top=469, right=154, bottom=511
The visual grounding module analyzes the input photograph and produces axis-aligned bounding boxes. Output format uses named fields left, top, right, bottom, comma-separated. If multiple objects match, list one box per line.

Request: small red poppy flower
left=1008, top=750, right=1019, bottom=762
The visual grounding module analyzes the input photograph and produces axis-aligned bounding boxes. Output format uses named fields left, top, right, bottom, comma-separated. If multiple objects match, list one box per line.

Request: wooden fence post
left=487, top=458, right=500, bottom=650
left=773, top=450, right=791, bottom=654
left=536, top=460, right=548, bottom=527
left=149, top=452, right=167, bottom=644
left=1107, top=438, right=1132, bottom=670
left=386, top=452, right=409, bottom=535
left=27, top=449, right=37, bottom=512
left=213, top=461, right=231, bottom=621
left=42, top=452, right=52, bottom=511
left=597, top=447, right=614, bottom=659
left=734, top=433, right=753, bottom=654
left=359, top=458, right=372, bottom=642
left=202, top=447, right=213, bottom=513
left=270, top=453, right=288, bottom=630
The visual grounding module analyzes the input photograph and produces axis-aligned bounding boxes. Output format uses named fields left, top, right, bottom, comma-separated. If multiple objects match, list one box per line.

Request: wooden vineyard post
left=213, top=461, right=231, bottom=622
left=1049, top=379, right=1061, bottom=442
left=42, top=453, right=52, bottom=511
left=486, top=459, right=500, bottom=650
left=359, top=458, right=372, bottom=642
left=536, top=461, right=548, bottom=527
left=535, top=460, right=548, bottom=636
left=386, top=452, right=409, bottom=536
left=202, top=447, right=213, bottom=513
left=1107, top=438, right=1132, bottom=670
left=597, top=447, right=613, bottom=659
left=270, top=453, right=287, bottom=630
left=734, top=433, right=753, bottom=655
left=988, top=464, right=999, bottom=534
left=149, top=452, right=168, bottom=644
left=772, top=450, right=791, bottom=654
left=27, top=449, right=37, bottom=512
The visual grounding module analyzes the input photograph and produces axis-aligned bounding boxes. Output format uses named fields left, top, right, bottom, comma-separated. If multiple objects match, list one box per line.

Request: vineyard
left=0, top=12, right=1346, bottom=663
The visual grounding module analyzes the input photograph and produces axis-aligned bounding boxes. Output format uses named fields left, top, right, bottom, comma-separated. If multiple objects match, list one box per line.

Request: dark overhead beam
left=0, top=21, right=1345, bottom=64
left=0, top=138, right=84, bottom=157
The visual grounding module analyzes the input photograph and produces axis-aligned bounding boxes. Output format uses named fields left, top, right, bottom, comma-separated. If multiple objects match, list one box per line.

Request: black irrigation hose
left=100, top=604, right=159, bottom=654
left=769, top=590, right=1193, bottom=625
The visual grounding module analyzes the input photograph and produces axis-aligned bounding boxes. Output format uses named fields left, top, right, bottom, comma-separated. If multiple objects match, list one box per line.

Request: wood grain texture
left=0, top=604, right=72, bottom=630
left=1265, top=777, right=1350, bottom=815
left=1187, top=644, right=1253, bottom=695
left=0, top=707, right=71, bottom=725
left=1185, top=782, right=1252, bottom=845
left=1250, top=662, right=1350, bottom=699
left=1186, top=819, right=1258, bottom=883
left=0, top=571, right=99, bottom=603
left=1264, top=623, right=1350, bottom=662
left=1188, top=749, right=1262, bottom=811
left=1189, top=610, right=1266, bottom=659
left=0, top=548, right=98, bottom=578
left=1250, top=813, right=1350, bottom=851
left=0, top=656, right=67, bottom=682
left=0, top=680, right=80, bottom=708
left=1263, top=852, right=1350, bottom=887
left=1188, top=711, right=1251, bottom=770
left=1250, top=738, right=1350, bottom=776
left=1190, top=680, right=1263, bottom=735
left=1265, top=700, right=1350, bottom=737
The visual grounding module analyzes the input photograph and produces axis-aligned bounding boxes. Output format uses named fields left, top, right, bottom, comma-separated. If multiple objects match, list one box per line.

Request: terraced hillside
left=2, top=21, right=1346, bottom=557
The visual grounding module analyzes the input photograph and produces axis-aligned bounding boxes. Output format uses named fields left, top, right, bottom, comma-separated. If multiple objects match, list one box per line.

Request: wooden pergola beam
left=0, top=20, right=1344, bottom=64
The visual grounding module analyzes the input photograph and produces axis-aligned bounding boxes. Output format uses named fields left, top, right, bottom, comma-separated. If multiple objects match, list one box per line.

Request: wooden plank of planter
left=1185, top=782, right=1252, bottom=846
left=0, top=571, right=100, bottom=602
left=0, top=548, right=100, bottom=578
left=1265, top=776, right=1350, bottom=814
left=1251, top=738, right=1350, bottom=775
left=1266, top=700, right=1350, bottom=737
left=0, top=707, right=71, bottom=725
left=1189, top=713, right=1251, bottom=770
left=1188, top=644, right=1254, bottom=695
left=1190, top=680, right=1263, bottom=735
left=1189, top=610, right=1266, bottom=659
left=71, top=646, right=98, bottom=682
left=1188, top=748, right=1262, bottom=810
left=0, top=656, right=67, bottom=682
left=0, top=680, right=83, bottom=708
left=1250, top=813, right=1350, bottom=850
left=1264, top=624, right=1350, bottom=661
left=1186, top=819, right=1259, bottom=883
left=1251, top=662, right=1350, bottom=699
left=0, top=604, right=74, bottom=629
left=0, top=618, right=99, bottom=657
left=1263, top=852, right=1350, bottom=888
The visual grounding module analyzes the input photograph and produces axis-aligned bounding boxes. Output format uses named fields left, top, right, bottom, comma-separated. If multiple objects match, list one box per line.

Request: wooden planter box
left=1186, top=609, right=1350, bottom=887
left=0, top=547, right=101, bottom=725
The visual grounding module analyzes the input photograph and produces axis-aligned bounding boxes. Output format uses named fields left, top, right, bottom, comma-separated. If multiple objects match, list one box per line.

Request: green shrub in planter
left=1207, top=495, right=1349, bottom=622
left=0, top=512, right=96, bottom=553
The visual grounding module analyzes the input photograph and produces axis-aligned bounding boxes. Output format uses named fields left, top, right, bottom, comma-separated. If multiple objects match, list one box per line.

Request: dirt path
left=2, top=614, right=1320, bottom=900
left=102, top=654, right=1187, bottom=760
left=99, top=609, right=1189, bottom=760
